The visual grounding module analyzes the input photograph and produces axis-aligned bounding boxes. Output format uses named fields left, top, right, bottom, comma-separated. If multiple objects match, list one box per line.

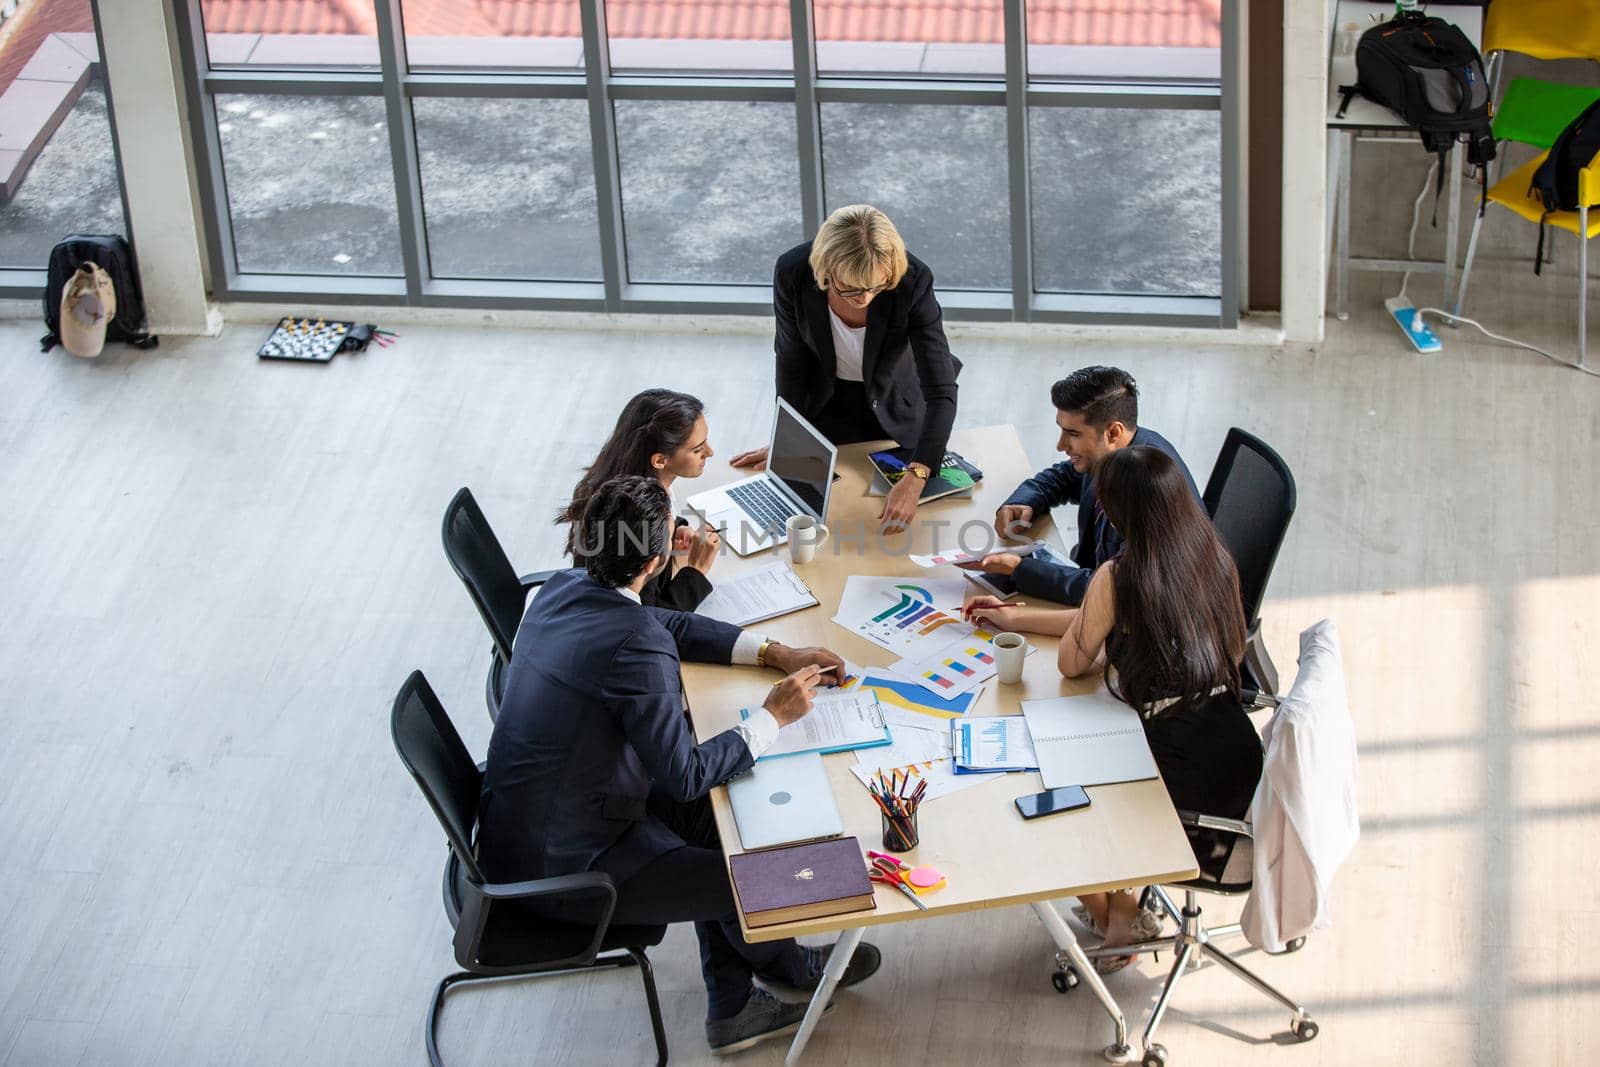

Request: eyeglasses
left=834, top=283, right=889, bottom=300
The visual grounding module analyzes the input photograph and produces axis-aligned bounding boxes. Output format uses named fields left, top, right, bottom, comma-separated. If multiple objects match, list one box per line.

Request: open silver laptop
left=727, top=752, right=844, bottom=851
left=685, top=398, right=837, bottom=557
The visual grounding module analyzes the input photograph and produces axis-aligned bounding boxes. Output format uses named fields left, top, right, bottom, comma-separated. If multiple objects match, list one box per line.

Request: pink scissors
left=868, top=857, right=928, bottom=910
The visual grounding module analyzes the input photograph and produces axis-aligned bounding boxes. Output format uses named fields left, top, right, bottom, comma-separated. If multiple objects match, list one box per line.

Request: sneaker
left=758, top=941, right=882, bottom=994
left=705, top=988, right=832, bottom=1056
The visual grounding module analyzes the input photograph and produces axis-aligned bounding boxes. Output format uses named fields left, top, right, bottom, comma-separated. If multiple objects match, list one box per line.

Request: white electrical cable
left=1394, top=159, right=1438, bottom=303
left=1414, top=306, right=1600, bottom=377
left=1390, top=155, right=1597, bottom=378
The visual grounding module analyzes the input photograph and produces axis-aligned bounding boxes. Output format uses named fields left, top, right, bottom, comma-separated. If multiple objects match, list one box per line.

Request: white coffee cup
left=786, top=514, right=830, bottom=564
left=993, top=632, right=1027, bottom=685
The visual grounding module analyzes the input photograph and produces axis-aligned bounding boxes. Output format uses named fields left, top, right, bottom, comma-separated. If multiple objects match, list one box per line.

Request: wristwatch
left=756, top=637, right=774, bottom=668
left=906, top=462, right=932, bottom=480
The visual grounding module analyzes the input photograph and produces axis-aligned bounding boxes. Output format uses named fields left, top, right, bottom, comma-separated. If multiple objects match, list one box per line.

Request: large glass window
left=606, top=0, right=792, bottom=73
left=615, top=100, right=802, bottom=284
left=400, top=1, right=584, bottom=72
left=1029, top=107, right=1221, bottom=296
left=198, top=0, right=379, bottom=69
left=1026, top=0, right=1222, bottom=82
left=821, top=103, right=1010, bottom=291
left=215, top=94, right=403, bottom=276
left=816, top=0, right=1005, bottom=78
left=414, top=97, right=601, bottom=281
left=0, top=0, right=125, bottom=270
left=176, top=0, right=1234, bottom=323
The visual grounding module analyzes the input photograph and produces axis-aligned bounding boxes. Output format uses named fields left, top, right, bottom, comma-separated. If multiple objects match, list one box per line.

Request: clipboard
left=742, top=693, right=893, bottom=761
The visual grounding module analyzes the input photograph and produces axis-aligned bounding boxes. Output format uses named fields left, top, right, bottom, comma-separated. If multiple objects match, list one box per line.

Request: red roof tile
left=198, top=0, right=1220, bottom=47
left=0, top=0, right=95, bottom=94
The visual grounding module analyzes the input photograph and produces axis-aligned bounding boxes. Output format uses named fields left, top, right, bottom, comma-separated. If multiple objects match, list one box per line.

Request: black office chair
left=440, top=487, right=558, bottom=722
left=1202, top=429, right=1297, bottom=696
left=392, top=670, right=669, bottom=1067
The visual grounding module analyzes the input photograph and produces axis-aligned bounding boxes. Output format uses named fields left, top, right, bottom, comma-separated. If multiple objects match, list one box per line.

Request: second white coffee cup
left=786, top=514, right=830, bottom=564
left=993, top=631, right=1027, bottom=684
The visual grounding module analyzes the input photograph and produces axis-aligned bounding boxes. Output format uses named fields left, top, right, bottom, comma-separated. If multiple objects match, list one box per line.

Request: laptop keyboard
left=728, top=480, right=799, bottom=532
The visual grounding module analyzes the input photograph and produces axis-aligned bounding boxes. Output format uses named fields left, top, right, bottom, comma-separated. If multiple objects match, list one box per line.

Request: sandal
left=1094, top=952, right=1136, bottom=975
left=1074, top=904, right=1164, bottom=942
left=1090, top=907, right=1166, bottom=975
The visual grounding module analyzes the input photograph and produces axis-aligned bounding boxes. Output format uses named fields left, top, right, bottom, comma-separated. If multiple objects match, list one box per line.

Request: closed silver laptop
left=727, top=752, right=844, bottom=851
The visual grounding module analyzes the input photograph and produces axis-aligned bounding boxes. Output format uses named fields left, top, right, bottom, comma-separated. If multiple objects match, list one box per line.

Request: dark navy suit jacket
left=1002, top=427, right=1199, bottom=606
left=477, top=569, right=752, bottom=886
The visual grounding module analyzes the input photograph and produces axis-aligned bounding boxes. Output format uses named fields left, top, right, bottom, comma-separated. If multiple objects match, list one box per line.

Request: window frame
left=170, top=0, right=1239, bottom=327
left=0, top=0, right=136, bottom=298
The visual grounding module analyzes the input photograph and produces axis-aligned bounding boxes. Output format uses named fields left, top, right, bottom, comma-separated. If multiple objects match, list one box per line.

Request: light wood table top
left=682, top=424, right=1198, bottom=942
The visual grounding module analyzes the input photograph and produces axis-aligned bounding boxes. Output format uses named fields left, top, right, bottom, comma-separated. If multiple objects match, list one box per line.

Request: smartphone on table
left=1015, top=785, right=1091, bottom=820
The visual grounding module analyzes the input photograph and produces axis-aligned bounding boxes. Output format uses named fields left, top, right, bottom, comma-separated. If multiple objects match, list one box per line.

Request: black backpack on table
left=1527, top=98, right=1600, bottom=273
left=41, top=234, right=159, bottom=352
left=1339, top=11, right=1497, bottom=174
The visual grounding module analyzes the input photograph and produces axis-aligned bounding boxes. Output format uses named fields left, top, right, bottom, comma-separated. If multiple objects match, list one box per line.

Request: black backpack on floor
left=1339, top=12, right=1497, bottom=173
left=1528, top=98, right=1600, bottom=273
left=41, top=234, right=159, bottom=352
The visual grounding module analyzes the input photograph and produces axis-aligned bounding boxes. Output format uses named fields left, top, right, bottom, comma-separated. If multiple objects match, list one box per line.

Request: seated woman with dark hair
left=965, top=445, right=1263, bottom=972
left=558, top=389, right=722, bottom=612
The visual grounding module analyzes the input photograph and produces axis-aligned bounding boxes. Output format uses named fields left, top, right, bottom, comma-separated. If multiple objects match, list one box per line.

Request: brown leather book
left=729, top=837, right=876, bottom=928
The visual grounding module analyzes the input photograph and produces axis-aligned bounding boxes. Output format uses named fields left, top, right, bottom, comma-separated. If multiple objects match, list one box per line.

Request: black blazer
left=1003, top=427, right=1200, bottom=606
left=476, top=569, right=752, bottom=886
left=641, top=518, right=712, bottom=612
left=642, top=559, right=712, bottom=612
left=772, top=242, right=960, bottom=469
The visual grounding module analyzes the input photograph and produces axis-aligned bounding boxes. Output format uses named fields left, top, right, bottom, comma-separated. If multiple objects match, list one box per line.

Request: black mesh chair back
left=441, top=487, right=525, bottom=665
left=391, top=670, right=486, bottom=884
left=1202, top=429, right=1297, bottom=626
left=392, top=669, right=671, bottom=1065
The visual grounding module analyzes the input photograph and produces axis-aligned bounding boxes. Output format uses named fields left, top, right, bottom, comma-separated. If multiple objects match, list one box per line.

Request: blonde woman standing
left=730, top=204, right=961, bottom=531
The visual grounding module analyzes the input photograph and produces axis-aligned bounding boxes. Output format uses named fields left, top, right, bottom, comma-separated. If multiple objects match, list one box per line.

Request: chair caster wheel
left=1051, top=966, right=1079, bottom=993
left=1294, top=1018, right=1319, bottom=1042
left=1142, top=1044, right=1167, bottom=1067
left=1283, top=936, right=1306, bottom=953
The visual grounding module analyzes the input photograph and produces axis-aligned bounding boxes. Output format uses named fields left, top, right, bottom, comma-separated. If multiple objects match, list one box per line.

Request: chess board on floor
left=257, top=318, right=352, bottom=362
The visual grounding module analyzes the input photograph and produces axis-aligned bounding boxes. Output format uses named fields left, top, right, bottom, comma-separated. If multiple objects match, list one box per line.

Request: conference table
left=681, top=423, right=1199, bottom=1064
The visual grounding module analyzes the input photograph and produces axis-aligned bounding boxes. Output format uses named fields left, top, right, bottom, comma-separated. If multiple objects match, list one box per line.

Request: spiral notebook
left=1020, top=690, right=1158, bottom=789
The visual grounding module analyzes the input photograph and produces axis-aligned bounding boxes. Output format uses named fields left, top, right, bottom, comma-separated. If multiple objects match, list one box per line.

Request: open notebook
left=1021, top=689, right=1158, bottom=789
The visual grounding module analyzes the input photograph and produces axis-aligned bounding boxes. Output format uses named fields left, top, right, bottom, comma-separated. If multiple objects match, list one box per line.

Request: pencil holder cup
left=881, top=809, right=919, bottom=852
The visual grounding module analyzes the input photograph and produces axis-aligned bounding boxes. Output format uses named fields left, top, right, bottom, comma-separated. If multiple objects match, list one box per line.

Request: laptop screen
left=768, top=403, right=833, bottom=517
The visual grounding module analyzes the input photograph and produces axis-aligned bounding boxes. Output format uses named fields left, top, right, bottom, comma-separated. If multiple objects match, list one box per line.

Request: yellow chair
left=1484, top=0, right=1600, bottom=62
left=1455, top=149, right=1600, bottom=366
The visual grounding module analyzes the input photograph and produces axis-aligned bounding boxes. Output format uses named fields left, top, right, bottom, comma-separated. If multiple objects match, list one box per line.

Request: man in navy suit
left=478, top=475, right=881, bottom=1056
left=967, top=366, right=1200, bottom=605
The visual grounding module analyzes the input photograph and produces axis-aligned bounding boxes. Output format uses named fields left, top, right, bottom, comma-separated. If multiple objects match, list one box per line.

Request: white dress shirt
left=829, top=307, right=867, bottom=382
left=614, top=584, right=781, bottom=757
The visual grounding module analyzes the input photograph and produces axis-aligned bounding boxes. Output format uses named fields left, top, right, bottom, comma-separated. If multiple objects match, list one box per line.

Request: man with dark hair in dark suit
left=478, top=475, right=881, bottom=1055
left=968, top=365, right=1200, bottom=606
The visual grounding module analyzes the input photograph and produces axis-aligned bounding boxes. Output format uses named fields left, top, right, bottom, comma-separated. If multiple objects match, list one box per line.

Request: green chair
left=1493, top=77, right=1600, bottom=151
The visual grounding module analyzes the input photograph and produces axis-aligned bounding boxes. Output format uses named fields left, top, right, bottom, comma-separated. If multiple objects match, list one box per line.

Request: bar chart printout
left=951, top=715, right=1039, bottom=772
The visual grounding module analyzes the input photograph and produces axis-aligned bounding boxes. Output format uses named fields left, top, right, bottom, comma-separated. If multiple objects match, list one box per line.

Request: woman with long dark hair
left=965, top=446, right=1263, bottom=970
left=558, top=389, right=722, bottom=612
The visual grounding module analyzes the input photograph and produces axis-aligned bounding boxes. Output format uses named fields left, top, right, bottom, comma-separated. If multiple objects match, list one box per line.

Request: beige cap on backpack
left=59, top=262, right=116, bottom=358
